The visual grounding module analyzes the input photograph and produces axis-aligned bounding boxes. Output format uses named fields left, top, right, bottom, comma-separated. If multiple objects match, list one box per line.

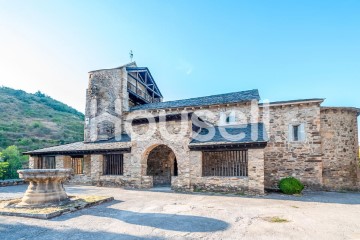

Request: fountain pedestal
left=17, top=169, right=72, bottom=206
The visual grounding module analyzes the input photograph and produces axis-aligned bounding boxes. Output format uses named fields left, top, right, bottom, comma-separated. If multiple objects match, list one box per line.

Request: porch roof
left=189, top=123, right=268, bottom=150
left=130, top=89, right=260, bottom=111
left=24, top=135, right=131, bottom=156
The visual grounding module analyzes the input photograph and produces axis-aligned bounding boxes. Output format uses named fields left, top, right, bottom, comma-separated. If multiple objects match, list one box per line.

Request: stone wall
left=189, top=149, right=265, bottom=195
left=0, top=179, right=25, bottom=187
left=321, top=108, right=360, bottom=191
left=129, top=116, right=193, bottom=190
left=84, top=65, right=131, bottom=142
left=67, top=155, right=93, bottom=185
left=248, top=149, right=265, bottom=194
left=55, top=155, right=71, bottom=169
left=199, top=101, right=257, bottom=125
left=28, top=156, right=38, bottom=169
left=93, top=153, right=141, bottom=188
left=261, top=102, right=323, bottom=189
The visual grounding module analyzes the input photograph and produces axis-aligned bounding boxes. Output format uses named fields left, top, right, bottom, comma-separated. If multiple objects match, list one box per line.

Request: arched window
left=174, top=158, right=178, bottom=176
left=220, top=111, right=236, bottom=125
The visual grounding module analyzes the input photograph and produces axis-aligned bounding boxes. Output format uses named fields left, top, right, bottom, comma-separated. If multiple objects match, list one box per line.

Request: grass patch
left=264, top=216, right=290, bottom=223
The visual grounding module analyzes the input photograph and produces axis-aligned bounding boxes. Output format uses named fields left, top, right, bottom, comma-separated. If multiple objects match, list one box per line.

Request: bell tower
left=84, top=62, right=163, bottom=142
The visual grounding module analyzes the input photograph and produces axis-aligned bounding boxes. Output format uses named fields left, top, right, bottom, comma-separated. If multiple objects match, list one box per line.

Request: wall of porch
left=188, top=149, right=265, bottom=195
left=28, top=148, right=265, bottom=194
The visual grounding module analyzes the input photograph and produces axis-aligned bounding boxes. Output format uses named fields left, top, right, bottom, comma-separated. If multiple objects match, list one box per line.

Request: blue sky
left=0, top=0, right=359, bottom=114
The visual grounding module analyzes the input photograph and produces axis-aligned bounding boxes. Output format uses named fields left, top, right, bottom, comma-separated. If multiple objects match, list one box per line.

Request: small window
left=103, top=154, right=124, bottom=175
left=226, top=116, right=231, bottom=124
left=174, top=158, right=178, bottom=176
left=289, top=123, right=305, bottom=142
left=220, top=112, right=236, bottom=125
left=293, top=125, right=300, bottom=141
left=38, top=156, right=56, bottom=169
left=71, top=157, right=84, bottom=174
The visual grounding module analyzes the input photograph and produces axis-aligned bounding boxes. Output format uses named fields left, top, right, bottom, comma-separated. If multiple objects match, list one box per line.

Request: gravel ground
left=0, top=185, right=360, bottom=240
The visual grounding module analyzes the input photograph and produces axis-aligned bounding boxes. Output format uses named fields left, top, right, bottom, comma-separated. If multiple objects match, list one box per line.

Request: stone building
left=25, top=63, right=360, bottom=194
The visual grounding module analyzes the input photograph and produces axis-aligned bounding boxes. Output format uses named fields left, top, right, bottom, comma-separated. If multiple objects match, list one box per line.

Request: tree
left=0, top=162, right=9, bottom=180
left=1, top=145, right=27, bottom=179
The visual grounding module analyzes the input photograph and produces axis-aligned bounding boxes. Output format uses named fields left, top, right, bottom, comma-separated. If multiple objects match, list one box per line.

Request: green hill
left=0, top=86, right=84, bottom=153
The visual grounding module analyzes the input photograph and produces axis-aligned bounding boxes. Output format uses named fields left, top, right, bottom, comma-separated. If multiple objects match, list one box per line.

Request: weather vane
left=129, top=50, right=133, bottom=62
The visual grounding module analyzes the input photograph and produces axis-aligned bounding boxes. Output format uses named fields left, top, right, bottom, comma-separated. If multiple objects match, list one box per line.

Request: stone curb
left=0, top=179, right=25, bottom=187
left=0, top=196, right=114, bottom=219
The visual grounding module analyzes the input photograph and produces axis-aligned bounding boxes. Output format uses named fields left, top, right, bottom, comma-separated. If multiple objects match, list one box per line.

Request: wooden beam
left=128, top=74, right=160, bottom=98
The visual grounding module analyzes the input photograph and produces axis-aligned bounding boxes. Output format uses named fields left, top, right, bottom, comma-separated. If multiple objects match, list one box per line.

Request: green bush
left=1, top=146, right=27, bottom=179
left=278, top=177, right=304, bottom=195
left=0, top=162, right=9, bottom=180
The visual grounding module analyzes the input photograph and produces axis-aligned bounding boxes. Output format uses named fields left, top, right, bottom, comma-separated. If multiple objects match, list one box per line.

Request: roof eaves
left=88, top=62, right=137, bottom=73
left=321, top=106, right=360, bottom=116
left=130, top=89, right=260, bottom=111
left=259, top=98, right=325, bottom=107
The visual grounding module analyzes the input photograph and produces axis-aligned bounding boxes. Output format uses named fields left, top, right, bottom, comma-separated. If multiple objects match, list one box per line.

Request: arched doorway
left=146, top=145, right=177, bottom=187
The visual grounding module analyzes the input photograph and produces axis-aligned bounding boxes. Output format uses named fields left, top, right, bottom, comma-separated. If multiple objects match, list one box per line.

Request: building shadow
left=61, top=184, right=360, bottom=205
left=54, top=200, right=229, bottom=233
left=258, top=191, right=360, bottom=205
left=181, top=190, right=360, bottom=205
left=0, top=222, right=163, bottom=240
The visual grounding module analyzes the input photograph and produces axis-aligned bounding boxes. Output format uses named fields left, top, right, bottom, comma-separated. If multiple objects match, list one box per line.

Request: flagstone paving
left=0, top=185, right=360, bottom=240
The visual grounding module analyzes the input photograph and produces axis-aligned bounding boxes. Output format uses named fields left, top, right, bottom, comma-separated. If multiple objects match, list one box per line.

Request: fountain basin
left=17, top=169, right=72, bottom=206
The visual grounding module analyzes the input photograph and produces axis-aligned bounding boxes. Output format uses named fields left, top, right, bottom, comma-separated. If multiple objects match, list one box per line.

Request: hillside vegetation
left=0, top=86, right=84, bottom=153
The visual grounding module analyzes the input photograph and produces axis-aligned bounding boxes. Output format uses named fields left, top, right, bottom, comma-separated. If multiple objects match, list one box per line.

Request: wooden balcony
left=127, top=81, right=161, bottom=104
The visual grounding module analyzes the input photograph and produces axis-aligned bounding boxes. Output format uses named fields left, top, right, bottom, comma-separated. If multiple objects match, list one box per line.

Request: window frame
left=202, top=150, right=248, bottom=177
left=71, top=156, right=84, bottom=175
left=289, top=123, right=306, bottom=142
left=103, top=154, right=124, bottom=176
left=220, top=111, right=236, bottom=126
left=38, top=156, right=56, bottom=169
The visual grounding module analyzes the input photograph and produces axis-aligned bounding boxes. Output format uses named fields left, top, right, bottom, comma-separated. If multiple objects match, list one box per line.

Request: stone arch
left=142, top=143, right=178, bottom=187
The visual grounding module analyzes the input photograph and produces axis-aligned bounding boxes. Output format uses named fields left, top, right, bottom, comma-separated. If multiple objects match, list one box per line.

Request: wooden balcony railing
left=127, top=82, right=160, bottom=103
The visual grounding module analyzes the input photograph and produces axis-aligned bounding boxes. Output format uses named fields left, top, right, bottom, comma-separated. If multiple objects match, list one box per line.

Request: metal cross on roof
left=129, top=50, right=133, bottom=62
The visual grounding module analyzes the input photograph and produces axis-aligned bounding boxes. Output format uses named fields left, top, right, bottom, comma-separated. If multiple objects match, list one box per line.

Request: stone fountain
left=17, top=169, right=72, bottom=206
left=0, top=168, right=112, bottom=219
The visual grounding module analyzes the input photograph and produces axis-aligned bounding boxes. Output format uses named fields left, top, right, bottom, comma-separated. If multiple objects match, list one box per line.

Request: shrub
left=31, top=121, right=42, bottom=128
left=1, top=146, right=27, bottom=179
left=278, top=177, right=304, bottom=195
left=0, top=162, right=9, bottom=180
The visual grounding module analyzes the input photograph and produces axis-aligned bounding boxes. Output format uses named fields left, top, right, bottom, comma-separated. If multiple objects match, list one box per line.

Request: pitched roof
left=24, top=134, right=131, bottom=155
left=259, top=98, right=325, bottom=106
left=126, top=67, right=163, bottom=98
left=189, top=123, right=268, bottom=145
left=88, top=62, right=137, bottom=73
left=130, top=89, right=260, bottom=111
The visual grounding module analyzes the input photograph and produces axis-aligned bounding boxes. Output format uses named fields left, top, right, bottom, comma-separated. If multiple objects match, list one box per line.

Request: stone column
left=186, top=151, right=202, bottom=191
left=28, top=156, right=39, bottom=169
left=83, top=155, right=92, bottom=176
left=248, top=148, right=265, bottom=194
left=55, top=155, right=71, bottom=169
left=91, top=154, right=103, bottom=180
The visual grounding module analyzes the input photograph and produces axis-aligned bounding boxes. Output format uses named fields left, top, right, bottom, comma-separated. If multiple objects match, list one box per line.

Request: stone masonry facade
left=26, top=63, right=360, bottom=194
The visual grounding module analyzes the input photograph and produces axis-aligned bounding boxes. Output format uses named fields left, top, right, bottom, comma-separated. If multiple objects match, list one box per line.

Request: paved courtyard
left=1, top=185, right=360, bottom=240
